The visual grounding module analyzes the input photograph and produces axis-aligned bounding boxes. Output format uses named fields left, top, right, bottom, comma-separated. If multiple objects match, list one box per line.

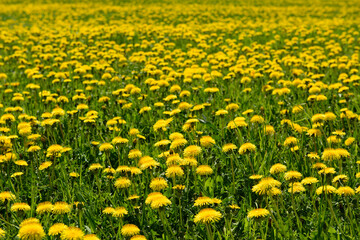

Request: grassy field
left=0, top=0, right=360, bottom=239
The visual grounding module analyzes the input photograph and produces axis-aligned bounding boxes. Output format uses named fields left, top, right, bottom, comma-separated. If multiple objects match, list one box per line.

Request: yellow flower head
left=194, top=208, right=222, bottom=224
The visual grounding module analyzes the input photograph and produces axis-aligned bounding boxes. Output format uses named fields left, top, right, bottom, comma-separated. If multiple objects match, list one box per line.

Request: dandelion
left=145, top=192, right=163, bottom=205
left=194, top=196, right=214, bottom=207
left=99, top=143, right=113, bottom=152
left=307, top=152, right=320, bottom=159
left=20, top=218, right=40, bottom=227
left=113, top=207, right=128, bottom=218
left=184, top=145, right=202, bottom=157
left=48, top=223, right=68, bottom=236
left=60, top=227, right=84, bottom=240
left=170, top=138, right=188, bottom=149
left=121, top=224, right=141, bottom=237
left=332, top=175, right=348, bottom=184
left=165, top=165, right=184, bottom=178
left=316, top=185, right=337, bottom=195
left=322, top=149, right=340, bottom=161
left=252, top=177, right=281, bottom=195
left=114, top=177, right=131, bottom=189
left=0, top=191, right=16, bottom=202
left=318, top=167, right=336, bottom=175
left=130, top=235, right=147, bottom=240
left=284, top=171, right=302, bottom=181
left=200, top=136, right=216, bottom=147
left=0, top=228, right=5, bottom=238
left=150, top=178, right=168, bottom=191
left=301, top=177, right=319, bottom=185
left=84, top=234, right=100, bottom=240
left=169, top=132, right=184, bottom=140
left=288, top=182, right=306, bottom=193
left=345, top=137, right=355, bottom=146
left=270, top=163, right=287, bottom=174
left=196, top=165, right=213, bottom=176
left=89, top=163, right=103, bottom=171
left=337, top=187, right=355, bottom=196
left=247, top=208, right=270, bottom=219
left=102, top=207, right=115, bottom=215
left=11, top=203, right=31, bottom=212
left=194, top=208, right=222, bottom=224
left=39, top=161, right=52, bottom=170
left=247, top=113, right=264, bottom=123
left=222, top=143, right=237, bottom=152
left=264, top=125, right=275, bottom=135
left=46, top=144, right=63, bottom=157
left=150, top=195, right=172, bottom=209
left=52, top=202, right=71, bottom=214
left=128, top=149, right=142, bottom=159
left=239, top=143, right=256, bottom=154
left=249, top=174, right=263, bottom=180
left=284, top=137, right=298, bottom=147
left=312, top=162, right=327, bottom=170
left=18, top=222, right=45, bottom=240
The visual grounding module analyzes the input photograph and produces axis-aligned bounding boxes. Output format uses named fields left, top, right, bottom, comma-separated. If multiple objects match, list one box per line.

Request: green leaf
left=328, top=227, right=336, bottom=234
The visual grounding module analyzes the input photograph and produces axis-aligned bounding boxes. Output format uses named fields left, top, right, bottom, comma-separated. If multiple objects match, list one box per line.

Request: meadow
left=0, top=0, right=360, bottom=239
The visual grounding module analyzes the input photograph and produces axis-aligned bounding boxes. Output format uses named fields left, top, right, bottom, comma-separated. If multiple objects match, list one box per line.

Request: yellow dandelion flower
left=284, top=171, right=302, bottom=181
left=332, top=174, right=348, bottom=183
left=301, top=177, right=319, bottom=185
left=239, top=143, right=256, bottom=154
left=18, top=223, right=45, bottom=240
left=60, top=227, right=84, bottom=240
left=99, top=143, right=113, bottom=152
left=194, top=196, right=214, bottom=207
left=283, top=137, right=298, bottom=147
left=288, top=182, right=306, bottom=193
left=145, top=192, right=163, bottom=205
left=222, top=143, right=237, bottom=153
left=150, top=178, right=168, bottom=191
left=84, top=234, right=100, bottom=240
left=307, top=153, right=320, bottom=159
left=48, top=223, right=68, bottom=236
left=52, top=202, right=71, bottom=214
left=150, top=195, right=172, bottom=209
left=89, top=163, right=103, bottom=171
left=165, top=165, right=184, bottom=178
left=11, top=202, right=31, bottom=212
left=249, top=174, right=263, bottom=180
left=312, top=162, right=327, bottom=170
left=170, top=138, right=188, bottom=149
left=200, top=136, right=216, bottom=148
left=39, top=161, right=52, bottom=171
left=196, top=165, right=213, bottom=176
left=252, top=177, right=281, bottom=195
left=269, top=163, right=287, bottom=174
left=114, top=177, right=131, bottom=189
left=322, top=149, right=340, bottom=161
left=264, top=125, right=275, bottom=135
left=0, top=191, right=16, bottom=202
left=316, top=185, right=337, bottom=195
left=102, top=207, right=115, bottom=215
left=36, top=202, right=53, bottom=214
left=0, top=228, right=5, bottom=238
left=121, top=224, right=140, bottom=237
left=112, top=207, right=128, bottom=218
left=345, top=137, right=355, bottom=146
left=184, top=145, right=202, bottom=157
left=130, top=235, right=147, bottom=240
left=194, top=208, right=222, bottom=224
left=318, top=167, right=336, bottom=175
left=247, top=208, right=270, bottom=219
left=337, top=186, right=355, bottom=196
